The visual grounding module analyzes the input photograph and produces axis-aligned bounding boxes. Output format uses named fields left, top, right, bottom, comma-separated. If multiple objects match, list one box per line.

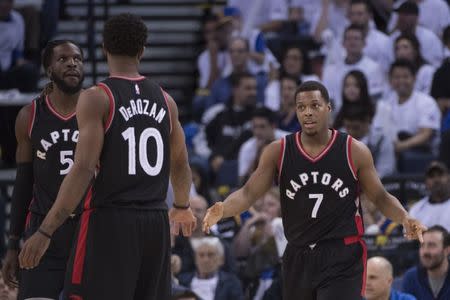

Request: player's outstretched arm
left=19, top=87, right=108, bottom=269
left=352, top=139, right=426, bottom=242
left=203, top=140, right=280, bottom=233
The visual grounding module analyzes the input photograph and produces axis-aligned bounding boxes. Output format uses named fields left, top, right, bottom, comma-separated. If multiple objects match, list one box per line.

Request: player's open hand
left=18, top=231, right=50, bottom=269
left=1, top=250, right=19, bottom=288
left=402, top=216, right=427, bottom=243
left=202, top=202, right=224, bottom=234
left=169, top=207, right=197, bottom=236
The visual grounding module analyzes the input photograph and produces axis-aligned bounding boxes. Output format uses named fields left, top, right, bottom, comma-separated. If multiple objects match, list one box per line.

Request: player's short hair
left=191, top=237, right=225, bottom=257
left=230, top=71, right=254, bottom=88
left=389, top=59, right=417, bottom=76
left=295, top=81, right=330, bottom=103
left=252, top=106, right=276, bottom=124
left=42, top=40, right=83, bottom=73
left=103, top=13, right=148, bottom=57
left=425, top=225, right=450, bottom=248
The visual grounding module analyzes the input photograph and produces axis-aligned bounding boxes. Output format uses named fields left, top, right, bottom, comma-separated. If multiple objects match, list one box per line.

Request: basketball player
left=17, top=14, right=196, bottom=300
left=203, top=81, right=427, bottom=299
left=1, top=40, right=84, bottom=299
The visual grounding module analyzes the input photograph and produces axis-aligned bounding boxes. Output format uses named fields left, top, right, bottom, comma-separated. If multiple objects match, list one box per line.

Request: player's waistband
left=292, top=235, right=363, bottom=251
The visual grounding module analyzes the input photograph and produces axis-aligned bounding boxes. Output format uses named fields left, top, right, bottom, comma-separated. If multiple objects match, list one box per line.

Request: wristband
left=173, top=203, right=190, bottom=209
left=37, top=228, right=52, bottom=239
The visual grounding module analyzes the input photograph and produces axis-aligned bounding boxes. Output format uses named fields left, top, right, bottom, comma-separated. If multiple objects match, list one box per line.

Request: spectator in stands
left=333, top=70, right=375, bottom=129
left=388, top=0, right=450, bottom=38
left=394, top=33, right=435, bottom=94
left=203, top=72, right=256, bottom=177
left=232, top=187, right=283, bottom=299
left=0, top=0, right=38, bottom=92
left=196, top=15, right=231, bottom=91
left=206, top=37, right=267, bottom=108
left=348, top=0, right=391, bottom=73
left=402, top=225, right=450, bottom=300
left=238, top=107, right=288, bottom=184
left=225, top=6, right=278, bottom=75
left=273, top=75, right=301, bottom=133
left=444, top=25, right=450, bottom=58
left=389, top=1, right=444, bottom=67
left=365, top=256, right=416, bottom=300
left=322, top=24, right=385, bottom=111
left=386, top=60, right=441, bottom=172
left=441, top=131, right=450, bottom=169
left=171, top=290, right=200, bottom=300
left=409, top=161, right=450, bottom=231
left=264, top=46, right=318, bottom=112
left=342, top=105, right=396, bottom=178
left=311, top=0, right=350, bottom=44
left=178, top=237, right=244, bottom=300
left=227, top=0, right=288, bottom=34
left=172, top=195, right=236, bottom=274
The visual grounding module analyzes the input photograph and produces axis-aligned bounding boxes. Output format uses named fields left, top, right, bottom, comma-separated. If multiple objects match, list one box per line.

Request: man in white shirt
left=348, top=0, right=391, bottom=73
left=238, top=107, right=288, bottom=183
left=387, top=60, right=441, bottom=157
left=388, top=0, right=450, bottom=37
left=227, top=0, right=288, bottom=34
left=322, top=24, right=385, bottom=111
left=342, top=105, right=396, bottom=178
left=389, top=1, right=444, bottom=67
left=409, top=161, right=450, bottom=231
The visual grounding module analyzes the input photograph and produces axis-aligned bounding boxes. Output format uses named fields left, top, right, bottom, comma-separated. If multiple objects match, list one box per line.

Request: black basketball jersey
left=278, top=130, right=363, bottom=247
left=91, top=76, right=171, bottom=209
left=29, top=95, right=80, bottom=215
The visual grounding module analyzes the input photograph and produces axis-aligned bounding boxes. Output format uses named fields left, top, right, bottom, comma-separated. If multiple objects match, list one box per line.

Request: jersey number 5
left=309, top=194, right=323, bottom=218
left=60, top=150, right=74, bottom=175
left=122, top=127, right=164, bottom=176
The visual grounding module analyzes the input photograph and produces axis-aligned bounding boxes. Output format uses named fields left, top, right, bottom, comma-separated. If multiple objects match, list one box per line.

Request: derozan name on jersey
left=285, top=171, right=350, bottom=200
left=119, top=98, right=166, bottom=123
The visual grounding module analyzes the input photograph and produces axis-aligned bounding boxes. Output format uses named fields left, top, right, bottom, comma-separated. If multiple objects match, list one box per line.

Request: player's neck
left=301, top=128, right=332, bottom=147
left=48, top=88, right=79, bottom=115
left=108, top=59, right=141, bottom=78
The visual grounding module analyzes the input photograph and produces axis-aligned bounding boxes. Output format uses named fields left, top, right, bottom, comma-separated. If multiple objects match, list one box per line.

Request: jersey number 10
left=122, top=127, right=164, bottom=176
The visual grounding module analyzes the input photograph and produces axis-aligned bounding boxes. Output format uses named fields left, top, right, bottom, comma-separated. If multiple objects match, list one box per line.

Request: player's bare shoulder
left=260, top=139, right=283, bottom=167
left=350, top=137, right=375, bottom=171
left=15, top=102, right=34, bottom=137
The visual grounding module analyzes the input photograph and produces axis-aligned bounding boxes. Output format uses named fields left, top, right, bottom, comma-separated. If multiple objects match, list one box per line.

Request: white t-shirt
left=197, top=49, right=229, bottom=89
left=191, top=274, right=219, bottom=300
left=238, top=129, right=289, bottom=177
left=322, top=56, right=386, bottom=111
left=388, top=0, right=450, bottom=37
left=386, top=90, right=441, bottom=137
left=0, top=10, right=24, bottom=71
left=409, top=197, right=450, bottom=231
left=390, top=26, right=444, bottom=67
left=309, top=1, right=349, bottom=38
left=415, top=64, right=436, bottom=94
left=228, top=0, right=288, bottom=31
left=364, top=28, right=392, bottom=74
